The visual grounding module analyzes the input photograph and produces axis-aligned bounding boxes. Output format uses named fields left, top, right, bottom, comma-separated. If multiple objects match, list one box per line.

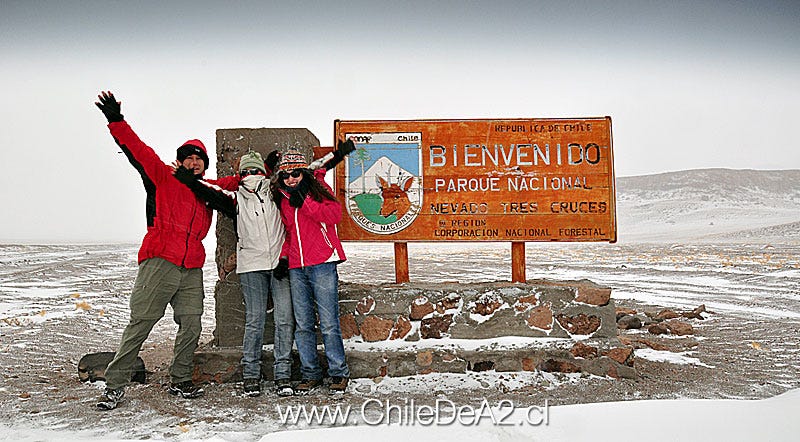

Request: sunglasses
left=279, top=169, right=303, bottom=180
left=240, top=168, right=264, bottom=177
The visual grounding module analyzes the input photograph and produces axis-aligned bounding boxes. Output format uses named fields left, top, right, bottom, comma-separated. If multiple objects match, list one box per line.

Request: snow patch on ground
left=259, top=388, right=800, bottom=442
left=634, top=348, right=715, bottom=368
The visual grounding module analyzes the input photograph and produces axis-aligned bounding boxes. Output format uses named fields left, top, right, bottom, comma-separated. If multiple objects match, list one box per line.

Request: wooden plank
left=511, top=242, right=526, bottom=283
left=394, top=242, right=409, bottom=284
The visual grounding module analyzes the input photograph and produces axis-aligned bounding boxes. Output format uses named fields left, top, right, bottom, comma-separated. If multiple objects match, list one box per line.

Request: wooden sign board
left=333, top=118, right=616, bottom=243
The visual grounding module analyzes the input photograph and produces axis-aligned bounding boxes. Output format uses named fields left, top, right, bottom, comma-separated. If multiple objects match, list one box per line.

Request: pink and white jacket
left=278, top=169, right=347, bottom=269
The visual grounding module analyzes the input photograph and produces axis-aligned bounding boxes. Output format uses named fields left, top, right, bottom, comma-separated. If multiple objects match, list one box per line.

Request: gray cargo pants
left=104, top=257, right=204, bottom=390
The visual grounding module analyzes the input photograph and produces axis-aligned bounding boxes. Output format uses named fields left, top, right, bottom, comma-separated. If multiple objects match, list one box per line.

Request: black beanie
left=176, top=142, right=209, bottom=168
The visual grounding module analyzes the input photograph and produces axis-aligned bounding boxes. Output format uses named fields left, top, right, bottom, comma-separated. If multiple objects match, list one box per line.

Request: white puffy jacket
left=235, top=179, right=285, bottom=274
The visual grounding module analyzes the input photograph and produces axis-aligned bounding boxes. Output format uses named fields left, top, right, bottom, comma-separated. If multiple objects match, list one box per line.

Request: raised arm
left=95, top=91, right=172, bottom=185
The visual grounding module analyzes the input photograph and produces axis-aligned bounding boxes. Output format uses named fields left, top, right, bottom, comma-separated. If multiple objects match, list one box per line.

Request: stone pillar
left=212, top=128, right=319, bottom=347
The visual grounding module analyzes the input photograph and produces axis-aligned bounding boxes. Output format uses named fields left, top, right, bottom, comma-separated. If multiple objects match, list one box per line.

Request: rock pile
left=194, top=280, right=642, bottom=382
left=616, top=304, right=709, bottom=337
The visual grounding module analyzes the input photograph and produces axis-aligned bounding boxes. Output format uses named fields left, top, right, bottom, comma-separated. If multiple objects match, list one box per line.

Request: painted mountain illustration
left=347, top=156, right=420, bottom=225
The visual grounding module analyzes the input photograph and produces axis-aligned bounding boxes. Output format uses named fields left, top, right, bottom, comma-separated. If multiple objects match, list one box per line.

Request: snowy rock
left=436, top=293, right=462, bottom=311
left=339, top=281, right=617, bottom=340
left=356, top=296, right=376, bottom=315
left=420, top=314, right=453, bottom=339
left=526, top=304, right=554, bottom=330
left=409, top=296, right=434, bottom=320
left=682, top=304, right=707, bottom=320
left=471, top=293, right=504, bottom=316
left=214, top=278, right=249, bottom=347
left=78, top=352, right=145, bottom=384
left=416, top=350, right=433, bottom=367
left=522, top=357, right=537, bottom=371
left=666, top=320, right=694, bottom=336
left=389, top=315, right=412, bottom=340
left=192, top=348, right=247, bottom=383
left=656, top=309, right=681, bottom=320
left=631, top=338, right=672, bottom=352
left=556, top=313, right=602, bottom=335
left=648, top=323, right=670, bottom=335
left=583, top=356, right=637, bottom=379
left=219, top=251, right=236, bottom=279
left=530, top=279, right=612, bottom=309
left=575, top=285, right=611, bottom=306
left=570, top=341, right=599, bottom=359
left=360, top=315, right=394, bottom=342
left=514, top=293, right=539, bottom=311
left=538, top=358, right=581, bottom=373
left=604, top=347, right=634, bottom=366
left=617, top=314, right=643, bottom=330
left=339, top=313, right=360, bottom=339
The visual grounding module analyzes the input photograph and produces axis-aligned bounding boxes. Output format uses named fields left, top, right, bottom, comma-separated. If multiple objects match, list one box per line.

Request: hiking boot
left=275, top=378, right=293, bottom=397
left=168, top=380, right=204, bottom=399
left=96, top=387, right=125, bottom=410
left=329, top=377, right=349, bottom=394
left=243, top=378, right=261, bottom=397
left=294, top=378, right=322, bottom=395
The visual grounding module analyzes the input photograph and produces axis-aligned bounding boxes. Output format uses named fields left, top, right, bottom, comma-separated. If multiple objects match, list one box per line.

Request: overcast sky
left=1, top=0, right=798, bottom=243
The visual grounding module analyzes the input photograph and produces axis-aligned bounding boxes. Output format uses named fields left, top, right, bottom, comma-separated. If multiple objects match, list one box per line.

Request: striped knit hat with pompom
left=277, top=148, right=308, bottom=171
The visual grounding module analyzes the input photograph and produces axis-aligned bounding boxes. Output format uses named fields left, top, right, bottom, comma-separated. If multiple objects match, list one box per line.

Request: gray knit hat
left=238, top=151, right=266, bottom=174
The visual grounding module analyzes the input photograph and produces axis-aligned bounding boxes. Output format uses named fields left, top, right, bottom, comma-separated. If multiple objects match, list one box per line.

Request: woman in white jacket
left=174, top=151, right=294, bottom=397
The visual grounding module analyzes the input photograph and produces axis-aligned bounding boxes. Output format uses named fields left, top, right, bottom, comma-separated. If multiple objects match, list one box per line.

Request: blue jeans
left=239, top=270, right=293, bottom=380
left=290, top=262, right=350, bottom=380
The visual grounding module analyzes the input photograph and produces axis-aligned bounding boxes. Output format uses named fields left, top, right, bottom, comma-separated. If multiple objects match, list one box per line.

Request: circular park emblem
left=345, top=133, right=422, bottom=235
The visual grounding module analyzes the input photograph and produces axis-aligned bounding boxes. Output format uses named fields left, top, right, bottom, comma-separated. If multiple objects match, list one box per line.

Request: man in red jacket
left=94, top=91, right=228, bottom=410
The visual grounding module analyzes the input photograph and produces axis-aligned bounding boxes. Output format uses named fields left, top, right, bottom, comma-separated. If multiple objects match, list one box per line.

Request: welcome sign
left=333, top=118, right=616, bottom=242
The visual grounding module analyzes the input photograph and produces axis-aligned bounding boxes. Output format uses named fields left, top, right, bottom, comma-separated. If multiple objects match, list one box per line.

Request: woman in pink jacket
left=272, top=148, right=350, bottom=394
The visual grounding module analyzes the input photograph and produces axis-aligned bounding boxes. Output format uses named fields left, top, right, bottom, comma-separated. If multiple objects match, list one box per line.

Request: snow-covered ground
left=1, top=168, right=799, bottom=441
left=616, top=168, right=800, bottom=243
left=4, top=388, right=800, bottom=442
left=1, top=241, right=799, bottom=441
left=263, top=387, right=800, bottom=442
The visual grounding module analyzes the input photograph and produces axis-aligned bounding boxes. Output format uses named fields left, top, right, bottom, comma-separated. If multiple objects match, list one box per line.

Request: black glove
left=288, top=179, right=308, bottom=208
left=265, top=150, right=280, bottom=175
left=95, top=91, right=124, bottom=123
left=324, top=138, right=356, bottom=170
left=338, top=138, right=356, bottom=156
left=273, top=258, right=289, bottom=280
left=289, top=189, right=306, bottom=208
left=173, top=165, right=197, bottom=184
left=174, top=166, right=237, bottom=217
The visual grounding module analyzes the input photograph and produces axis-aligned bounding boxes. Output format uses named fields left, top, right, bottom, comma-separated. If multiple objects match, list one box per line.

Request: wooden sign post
left=327, top=118, right=616, bottom=283
left=394, top=242, right=409, bottom=284
left=511, top=242, right=526, bottom=283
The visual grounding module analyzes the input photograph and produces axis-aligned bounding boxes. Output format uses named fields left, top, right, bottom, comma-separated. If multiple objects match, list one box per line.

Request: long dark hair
left=271, top=169, right=337, bottom=204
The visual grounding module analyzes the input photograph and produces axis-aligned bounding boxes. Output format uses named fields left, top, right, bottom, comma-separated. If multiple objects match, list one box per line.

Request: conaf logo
left=345, top=133, right=422, bottom=235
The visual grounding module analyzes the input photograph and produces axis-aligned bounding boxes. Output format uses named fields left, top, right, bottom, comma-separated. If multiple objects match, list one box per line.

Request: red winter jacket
left=278, top=169, right=347, bottom=269
left=108, top=121, right=237, bottom=268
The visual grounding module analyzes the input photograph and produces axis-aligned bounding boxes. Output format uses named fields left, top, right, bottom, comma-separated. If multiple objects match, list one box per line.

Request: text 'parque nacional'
left=333, top=118, right=617, bottom=243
